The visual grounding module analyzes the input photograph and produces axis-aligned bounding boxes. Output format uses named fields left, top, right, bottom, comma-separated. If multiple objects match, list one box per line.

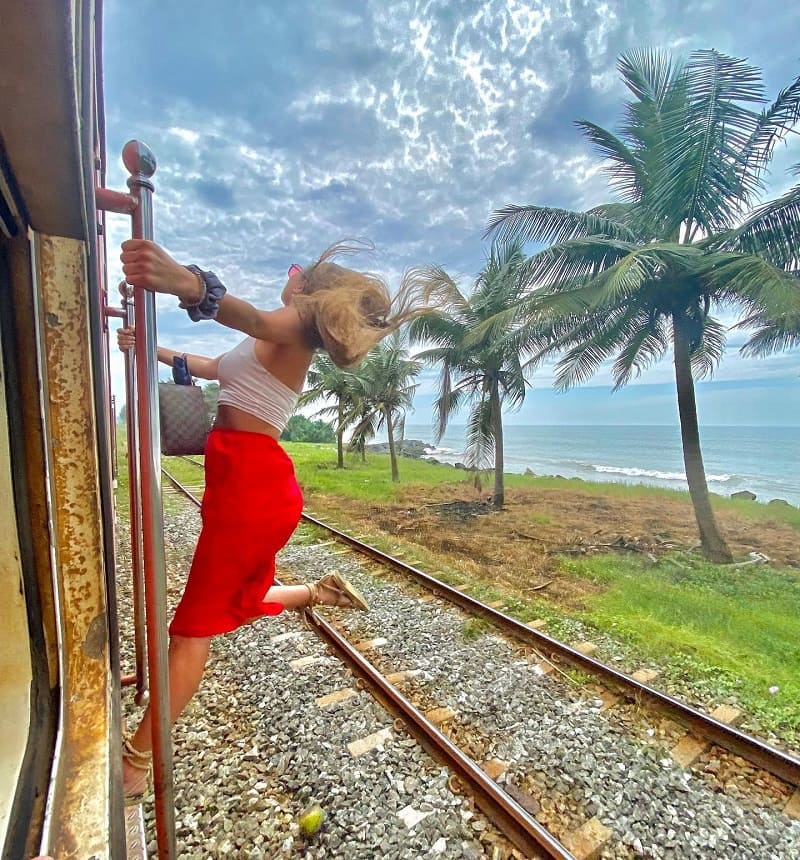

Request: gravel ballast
left=118, top=500, right=800, bottom=859
left=118, top=505, right=503, bottom=859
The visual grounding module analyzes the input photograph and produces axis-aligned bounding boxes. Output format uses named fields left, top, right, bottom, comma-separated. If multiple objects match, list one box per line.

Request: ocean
left=397, top=424, right=800, bottom=507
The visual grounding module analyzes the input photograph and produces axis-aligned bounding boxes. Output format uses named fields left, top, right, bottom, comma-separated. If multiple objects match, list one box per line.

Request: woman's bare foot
left=122, top=757, right=149, bottom=800
left=122, top=737, right=151, bottom=802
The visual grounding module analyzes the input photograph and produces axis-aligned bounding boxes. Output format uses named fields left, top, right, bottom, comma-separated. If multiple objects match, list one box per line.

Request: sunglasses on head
left=287, top=264, right=303, bottom=278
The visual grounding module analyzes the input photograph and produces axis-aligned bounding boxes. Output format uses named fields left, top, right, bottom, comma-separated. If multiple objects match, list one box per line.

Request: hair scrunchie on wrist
left=180, top=265, right=227, bottom=321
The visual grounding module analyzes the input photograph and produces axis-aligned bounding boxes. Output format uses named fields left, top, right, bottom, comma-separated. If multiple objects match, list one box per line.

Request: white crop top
left=216, top=337, right=299, bottom=432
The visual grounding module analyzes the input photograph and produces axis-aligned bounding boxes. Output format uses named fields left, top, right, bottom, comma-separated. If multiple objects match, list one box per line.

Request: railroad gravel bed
left=118, top=498, right=800, bottom=858
left=117, top=504, right=508, bottom=859
left=278, top=539, right=800, bottom=860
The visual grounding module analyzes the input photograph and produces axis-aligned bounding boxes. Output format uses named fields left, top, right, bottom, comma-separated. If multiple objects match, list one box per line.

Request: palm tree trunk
left=672, top=313, right=732, bottom=563
left=336, top=399, right=344, bottom=469
left=490, top=380, right=504, bottom=508
left=385, top=407, right=399, bottom=482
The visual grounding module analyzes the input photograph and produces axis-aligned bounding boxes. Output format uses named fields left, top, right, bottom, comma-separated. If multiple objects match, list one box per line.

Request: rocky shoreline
left=365, top=439, right=474, bottom=471
left=364, top=441, right=795, bottom=507
left=365, top=439, right=432, bottom=458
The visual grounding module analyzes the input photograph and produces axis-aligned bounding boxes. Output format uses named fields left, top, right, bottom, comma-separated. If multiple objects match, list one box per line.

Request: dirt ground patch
left=309, top=482, right=799, bottom=605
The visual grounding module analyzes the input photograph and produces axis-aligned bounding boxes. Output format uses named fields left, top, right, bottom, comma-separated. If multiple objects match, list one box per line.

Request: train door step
left=125, top=804, right=147, bottom=859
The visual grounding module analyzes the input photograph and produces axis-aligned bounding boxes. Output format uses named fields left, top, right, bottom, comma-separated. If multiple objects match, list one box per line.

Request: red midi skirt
left=169, top=428, right=304, bottom=637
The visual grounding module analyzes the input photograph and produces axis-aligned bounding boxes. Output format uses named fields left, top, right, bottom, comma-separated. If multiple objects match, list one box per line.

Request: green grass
left=461, top=617, right=493, bottom=641
left=285, top=443, right=800, bottom=529
left=160, top=455, right=206, bottom=487
left=113, top=435, right=800, bottom=738
left=560, top=552, right=800, bottom=735
left=282, top=442, right=473, bottom=501
left=281, top=444, right=800, bottom=737
left=114, top=448, right=206, bottom=516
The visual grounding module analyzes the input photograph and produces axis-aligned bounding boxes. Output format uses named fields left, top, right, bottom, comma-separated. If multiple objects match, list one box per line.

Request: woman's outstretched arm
left=214, top=294, right=305, bottom=344
left=120, top=239, right=306, bottom=345
left=117, top=326, right=222, bottom=380
left=156, top=345, right=221, bottom=380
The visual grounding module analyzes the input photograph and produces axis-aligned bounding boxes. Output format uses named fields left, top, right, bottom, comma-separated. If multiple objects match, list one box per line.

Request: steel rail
left=173, top=457, right=800, bottom=788
left=160, top=466, right=574, bottom=859
left=121, top=281, right=148, bottom=707
left=98, top=140, right=176, bottom=857
left=305, top=608, right=575, bottom=859
left=126, top=141, right=177, bottom=859
left=300, top=511, right=800, bottom=788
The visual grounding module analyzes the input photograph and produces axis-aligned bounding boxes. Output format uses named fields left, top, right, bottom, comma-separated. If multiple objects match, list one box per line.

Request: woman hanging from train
left=117, top=238, right=431, bottom=799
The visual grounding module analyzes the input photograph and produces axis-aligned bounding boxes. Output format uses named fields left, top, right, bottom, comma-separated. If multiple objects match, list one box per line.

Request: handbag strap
left=172, top=353, right=194, bottom=386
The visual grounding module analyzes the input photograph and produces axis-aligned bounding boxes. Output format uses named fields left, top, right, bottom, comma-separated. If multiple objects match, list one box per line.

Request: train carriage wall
left=0, top=2, right=126, bottom=858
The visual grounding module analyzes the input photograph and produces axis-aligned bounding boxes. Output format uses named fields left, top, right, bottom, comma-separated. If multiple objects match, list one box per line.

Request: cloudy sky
left=102, top=0, right=799, bottom=428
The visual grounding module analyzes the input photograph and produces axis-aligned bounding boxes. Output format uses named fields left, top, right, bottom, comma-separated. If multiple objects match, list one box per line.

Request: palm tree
left=718, top=159, right=800, bottom=353
left=298, top=354, right=358, bottom=468
left=347, top=331, right=421, bottom=481
left=409, top=242, right=533, bottom=508
left=487, top=49, right=800, bottom=562
left=346, top=386, right=380, bottom=463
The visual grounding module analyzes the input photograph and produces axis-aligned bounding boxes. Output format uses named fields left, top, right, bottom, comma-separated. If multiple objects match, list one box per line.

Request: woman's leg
left=123, top=634, right=211, bottom=793
left=263, top=583, right=313, bottom=609
left=263, top=578, right=365, bottom=610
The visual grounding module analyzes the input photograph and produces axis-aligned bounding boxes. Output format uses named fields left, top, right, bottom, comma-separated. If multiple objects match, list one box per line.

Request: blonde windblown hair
left=293, top=240, right=433, bottom=369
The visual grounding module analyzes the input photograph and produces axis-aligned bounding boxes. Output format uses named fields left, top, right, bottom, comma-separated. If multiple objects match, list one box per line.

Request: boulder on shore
left=731, top=490, right=756, bottom=501
left=364, top=439, right=431, bottom=459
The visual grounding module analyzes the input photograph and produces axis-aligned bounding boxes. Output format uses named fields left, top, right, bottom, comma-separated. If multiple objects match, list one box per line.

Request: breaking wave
left=590, top=464, right=731, bottom=482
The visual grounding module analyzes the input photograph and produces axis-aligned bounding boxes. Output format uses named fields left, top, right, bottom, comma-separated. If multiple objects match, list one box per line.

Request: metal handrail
left=120, top=281, right=148, bottom=708
left=96, top=139, right=176, bottom=858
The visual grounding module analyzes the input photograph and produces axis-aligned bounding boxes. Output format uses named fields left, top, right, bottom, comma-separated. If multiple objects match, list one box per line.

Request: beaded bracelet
left=179, top=265, right=228, bottom=321
left=180, top=269, right=205, bottom=308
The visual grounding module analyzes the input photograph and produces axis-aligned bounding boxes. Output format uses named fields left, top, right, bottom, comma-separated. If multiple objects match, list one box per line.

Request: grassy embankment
left=283, top=443, right=800, bottom=744
left=115, top=439, right=800, bottom=743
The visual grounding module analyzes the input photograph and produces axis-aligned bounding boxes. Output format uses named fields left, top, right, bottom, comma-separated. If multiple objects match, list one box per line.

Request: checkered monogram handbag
left=158, top=382, right=210, bottom=456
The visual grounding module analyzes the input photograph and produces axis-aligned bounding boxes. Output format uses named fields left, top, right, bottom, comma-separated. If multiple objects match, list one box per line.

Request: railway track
left=162, top=462, right=800, bottom=858
left=168, top=459, right=800, bottom=789
left=162, top=465, right=571, bottom=858
left=299, top=512, right=800, bottom=785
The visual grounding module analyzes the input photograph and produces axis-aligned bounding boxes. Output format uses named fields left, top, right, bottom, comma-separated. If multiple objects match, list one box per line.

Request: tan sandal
left=122, top=735, right=152, bottom=804
left=306, top=572, right=369, bottom=611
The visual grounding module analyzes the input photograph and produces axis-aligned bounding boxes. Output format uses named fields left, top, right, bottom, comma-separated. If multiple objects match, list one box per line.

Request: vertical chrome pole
left=120, top=283, right=149, bottom=708
left=110, top=394, right=118, bottom=482
left=122, top=139, right=177, bottom=858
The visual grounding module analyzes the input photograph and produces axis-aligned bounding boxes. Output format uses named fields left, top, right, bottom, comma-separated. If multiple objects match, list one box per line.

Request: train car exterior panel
left=1, top=1, right=127, bottom=857
left=0, top=295, right=34, bottom=855
left=32, top=234, right=116, bottom=859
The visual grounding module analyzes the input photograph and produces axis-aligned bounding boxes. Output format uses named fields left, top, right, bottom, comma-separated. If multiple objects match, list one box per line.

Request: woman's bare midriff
left=214, top=404, right=282, bottom=440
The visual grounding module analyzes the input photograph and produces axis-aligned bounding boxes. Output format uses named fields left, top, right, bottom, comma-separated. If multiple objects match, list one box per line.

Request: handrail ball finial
left=122, top=140, right=157, bottom=188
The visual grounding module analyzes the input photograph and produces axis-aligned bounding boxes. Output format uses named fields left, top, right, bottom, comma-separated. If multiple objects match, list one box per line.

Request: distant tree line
left=280, top=415, right=335, bottom=443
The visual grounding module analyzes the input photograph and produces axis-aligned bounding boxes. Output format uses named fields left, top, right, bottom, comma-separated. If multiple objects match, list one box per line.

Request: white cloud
left=102, top=0, right=800, bottom=423
left=168, top=127, right=200, bottom=145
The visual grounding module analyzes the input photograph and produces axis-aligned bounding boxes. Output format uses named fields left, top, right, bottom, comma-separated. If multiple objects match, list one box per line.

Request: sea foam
left=591, top=464, right=731, bottom=482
